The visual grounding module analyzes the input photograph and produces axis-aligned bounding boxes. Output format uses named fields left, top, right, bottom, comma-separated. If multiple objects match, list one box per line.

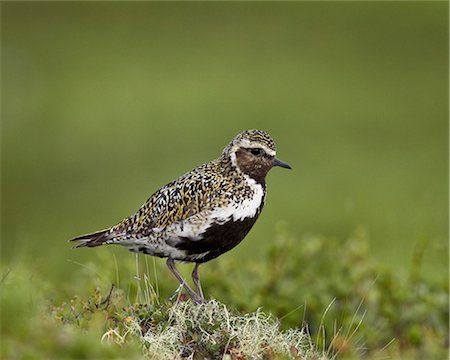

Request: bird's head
left=223, top=129, right=291, bottom=184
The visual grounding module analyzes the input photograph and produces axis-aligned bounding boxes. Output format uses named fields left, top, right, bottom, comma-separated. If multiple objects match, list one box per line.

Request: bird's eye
left=249, top=148, right=263, bottom=156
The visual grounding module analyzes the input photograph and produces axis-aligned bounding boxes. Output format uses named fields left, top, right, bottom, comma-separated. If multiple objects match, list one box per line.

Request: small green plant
left=0, top=268, right=142, bottom=359
left=206, top=226, right=448, bottom=359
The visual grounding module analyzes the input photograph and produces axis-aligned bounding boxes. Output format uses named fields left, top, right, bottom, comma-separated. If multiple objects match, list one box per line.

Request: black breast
left=168, top=214, right=260, bottom=263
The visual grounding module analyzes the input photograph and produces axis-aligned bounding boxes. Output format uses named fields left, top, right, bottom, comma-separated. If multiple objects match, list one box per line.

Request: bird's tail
left=69, top=229, right=114, bottom=248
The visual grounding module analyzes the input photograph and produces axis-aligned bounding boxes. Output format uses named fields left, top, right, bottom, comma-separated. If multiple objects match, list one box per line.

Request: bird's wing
left=112, top=162, right=233, bottom=237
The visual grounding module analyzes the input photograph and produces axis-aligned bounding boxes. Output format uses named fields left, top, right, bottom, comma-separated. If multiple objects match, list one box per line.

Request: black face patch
left=235, top=148, right=273, bottom=185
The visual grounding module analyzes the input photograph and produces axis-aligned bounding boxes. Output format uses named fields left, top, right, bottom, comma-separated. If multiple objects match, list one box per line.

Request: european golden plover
left=70, top=129, right=291, bottom=303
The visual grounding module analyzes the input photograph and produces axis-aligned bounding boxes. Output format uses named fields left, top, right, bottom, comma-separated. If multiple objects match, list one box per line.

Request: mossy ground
left=2, top=273, right=324, bottom=359
left=1, top=229, right=448, bottom=359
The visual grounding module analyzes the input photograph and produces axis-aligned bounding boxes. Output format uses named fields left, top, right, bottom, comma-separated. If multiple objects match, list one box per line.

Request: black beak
left=273, top=158, right=292, bottom=169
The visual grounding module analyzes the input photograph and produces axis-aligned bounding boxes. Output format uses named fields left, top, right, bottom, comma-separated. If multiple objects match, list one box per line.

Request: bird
left=70, top=129, right=291, bottom=304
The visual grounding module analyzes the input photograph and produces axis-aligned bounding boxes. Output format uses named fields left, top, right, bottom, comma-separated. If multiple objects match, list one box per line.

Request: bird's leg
left=166, top=258, right=203, bottom=304
left=192, top=263, right=204, bottom=300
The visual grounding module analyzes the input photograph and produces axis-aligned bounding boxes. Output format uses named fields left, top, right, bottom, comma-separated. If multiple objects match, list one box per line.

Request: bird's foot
left=169, top=283, right=206, bottom=305
left=192, top=295, right=207, bottom=305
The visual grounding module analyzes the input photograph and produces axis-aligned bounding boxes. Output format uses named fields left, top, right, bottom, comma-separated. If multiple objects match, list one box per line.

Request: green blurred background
left=2, top=2, right=448, bottom=286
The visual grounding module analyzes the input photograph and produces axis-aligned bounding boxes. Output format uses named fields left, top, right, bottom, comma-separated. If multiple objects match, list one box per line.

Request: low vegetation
left=1, top=227, right=448, bottom=359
